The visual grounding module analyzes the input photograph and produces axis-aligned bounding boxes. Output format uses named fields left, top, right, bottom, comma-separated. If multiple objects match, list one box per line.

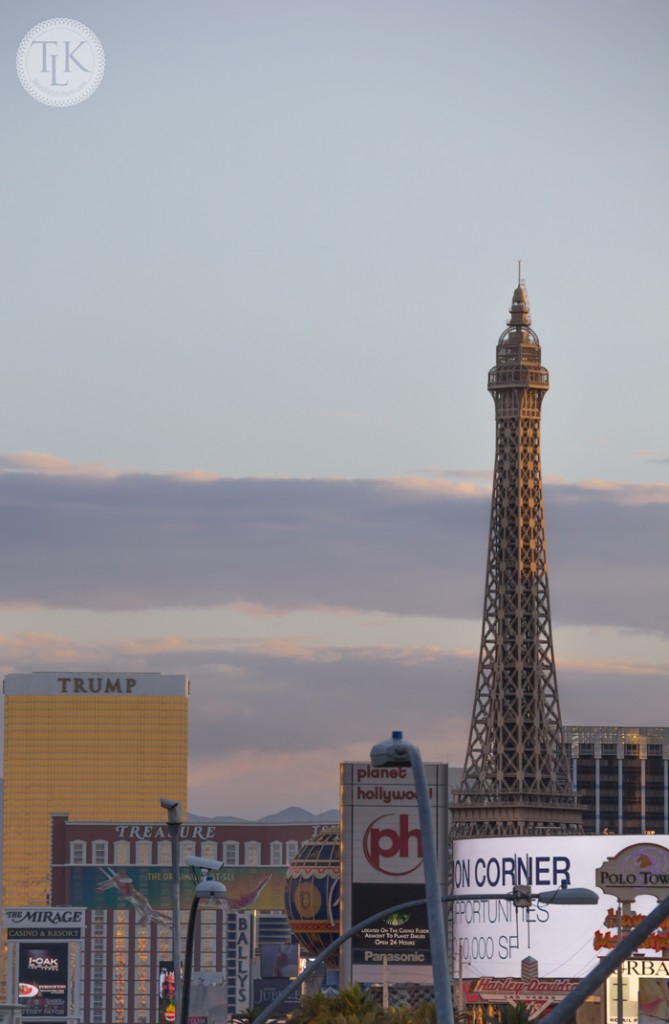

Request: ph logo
left=363, top=813, right=423, bottom=876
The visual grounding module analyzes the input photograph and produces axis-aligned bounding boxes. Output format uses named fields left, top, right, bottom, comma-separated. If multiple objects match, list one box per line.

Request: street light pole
left=370, top=732, right=453, bottom=1024
left=161, top=798, right=183, bottom=1024
left=179, top=876, right=227, bottom=1024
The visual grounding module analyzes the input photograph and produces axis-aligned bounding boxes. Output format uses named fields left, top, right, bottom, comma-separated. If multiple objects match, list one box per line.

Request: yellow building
left=2, top=672, right=189, bottom=909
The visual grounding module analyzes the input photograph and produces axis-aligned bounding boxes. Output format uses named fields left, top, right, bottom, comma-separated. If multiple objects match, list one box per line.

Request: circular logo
left=362, top=813, right=424, bottom=876
left=17, top=19, right=105, bottom=107
left=294, top=882, right=322, bottom=919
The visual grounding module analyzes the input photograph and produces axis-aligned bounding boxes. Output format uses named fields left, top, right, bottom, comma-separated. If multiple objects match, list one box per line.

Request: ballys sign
left=363, top=813, right=423, bottom=876
left=596, top=844, right=669, bottom=901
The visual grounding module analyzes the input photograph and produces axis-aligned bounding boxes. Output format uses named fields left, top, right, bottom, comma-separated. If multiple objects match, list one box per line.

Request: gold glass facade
left=2, top=673, right=188, bottom=909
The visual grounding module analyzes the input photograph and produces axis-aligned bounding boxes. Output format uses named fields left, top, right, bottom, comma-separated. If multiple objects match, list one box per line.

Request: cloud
left=0, top=457, right=666, bottom=635
left=0, top=627, right=666, bottom=817
left=0, top=452, right=119, bottom=476
left=636, top=450, right=669, bottom=465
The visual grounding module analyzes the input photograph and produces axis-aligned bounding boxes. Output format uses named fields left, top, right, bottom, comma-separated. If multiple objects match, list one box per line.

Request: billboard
left=253, top=978, right=302, bottom=1015
left=350, top=882, right=430, bottom=966
left=68, top=865, right=286, bottom=913
left=452, top=835, right=669, bottom=979
left=340, top=760, right=449, bottom=983
left=17, top=942, right=69, bottom=1018
left=159, top=961, right=176, bottom=1024
left=260, top=943, right=299, bottom=979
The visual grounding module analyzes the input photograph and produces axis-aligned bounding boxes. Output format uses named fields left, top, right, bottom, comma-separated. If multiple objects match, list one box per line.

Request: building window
left=648, top=744, right=663, bottom=757
left=202, top=841, right=218, bottom=862
left=579, top=743, right=594, bottom=756
left=179, top=841, right=195, bottom=864
left=223, top=842, right=239, bottom=866
left=285, top=841, right=299, bottom=865
left=602, top=744, right=617, bottom=757
left=114, top=841, right=130, bottom=865
left=136, top=841, right=152, bottom=865
left=158, top=841, right=172, bottom=866
left=270, top=841, right=283, bottom=866
left=70, top=841, right=86, bottom=865
left=93, top=841, right=108, bottom=866
left=244, top=842, right=261, bottom=866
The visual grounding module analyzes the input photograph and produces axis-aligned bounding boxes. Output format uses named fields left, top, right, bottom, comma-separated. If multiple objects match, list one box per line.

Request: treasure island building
left=2, top=672, right=189, bottom=912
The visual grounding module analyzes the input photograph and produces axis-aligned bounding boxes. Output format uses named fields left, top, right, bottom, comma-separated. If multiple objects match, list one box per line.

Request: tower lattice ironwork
left=450, top=277, right=582, bottom=837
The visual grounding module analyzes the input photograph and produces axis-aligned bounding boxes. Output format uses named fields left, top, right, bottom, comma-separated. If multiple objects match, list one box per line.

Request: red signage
left=362, top=813, right=423, bottom=876
left=465, top=978, right=579, bottom=1019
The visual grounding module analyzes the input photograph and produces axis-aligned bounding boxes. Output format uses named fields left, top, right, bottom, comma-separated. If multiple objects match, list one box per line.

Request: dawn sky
left=0, top=0, right=667, bottom=818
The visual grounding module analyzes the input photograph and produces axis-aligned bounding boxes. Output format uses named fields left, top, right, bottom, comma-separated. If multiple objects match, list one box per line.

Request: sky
left=0, top=0, right=667, bottom=819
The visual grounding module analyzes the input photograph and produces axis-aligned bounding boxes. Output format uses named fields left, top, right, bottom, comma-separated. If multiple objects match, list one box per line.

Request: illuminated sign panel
left=159, top=961, right=176, bottom=1024
left=18, top=942, right=69, bottom=1018
left=452, top=836, right=669, bottom=979
left=340, top=760, right=449, bottom=983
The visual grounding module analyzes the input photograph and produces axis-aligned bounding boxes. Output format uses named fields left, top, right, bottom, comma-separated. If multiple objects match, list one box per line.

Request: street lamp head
left=195, top=876, right=227, bottom=900
left=370, top=731, right=411, bottom=768
left=536, top=887, right=599, bottom=906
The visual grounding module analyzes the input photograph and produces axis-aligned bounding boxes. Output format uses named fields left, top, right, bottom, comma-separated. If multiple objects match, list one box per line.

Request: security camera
left=185, top=855, right=224, bottom=872
left=195, top=877, right=227, bottom=900
left=159, top=798, right=182, bottom=825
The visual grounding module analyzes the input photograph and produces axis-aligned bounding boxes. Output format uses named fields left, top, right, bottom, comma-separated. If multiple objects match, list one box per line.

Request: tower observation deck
left=450, top=278, right=582, bottom=837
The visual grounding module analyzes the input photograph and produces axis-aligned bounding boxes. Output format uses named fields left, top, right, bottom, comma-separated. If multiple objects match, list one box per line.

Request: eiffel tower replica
left=450, top=273, right=582, bottom=837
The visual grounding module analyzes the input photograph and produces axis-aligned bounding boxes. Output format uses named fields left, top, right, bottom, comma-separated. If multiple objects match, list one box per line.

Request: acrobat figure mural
left=96, top=867, right=273, bottom=919
left=96, top=869, right=173, bottom=926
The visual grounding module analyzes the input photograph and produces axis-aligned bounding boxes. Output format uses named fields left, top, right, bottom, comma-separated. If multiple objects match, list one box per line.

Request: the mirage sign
left=4, top=908, right=86, bottom=941
left=452, top=835, right=669, bottom=980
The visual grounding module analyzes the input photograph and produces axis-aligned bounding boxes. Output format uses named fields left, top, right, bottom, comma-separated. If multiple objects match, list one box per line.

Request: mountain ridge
left=187, top=805, right=339, bottom=824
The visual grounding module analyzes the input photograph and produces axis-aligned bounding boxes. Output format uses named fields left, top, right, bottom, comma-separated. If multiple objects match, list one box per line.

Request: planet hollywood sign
left=340, top=761, right=449, bottom=982
left=355, top=765, right=434, bottom=807
left=344, top=763, right=448, bottom=885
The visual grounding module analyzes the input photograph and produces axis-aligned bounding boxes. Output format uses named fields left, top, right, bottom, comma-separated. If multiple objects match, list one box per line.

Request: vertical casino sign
left=340, top=760, right=450, bottom=986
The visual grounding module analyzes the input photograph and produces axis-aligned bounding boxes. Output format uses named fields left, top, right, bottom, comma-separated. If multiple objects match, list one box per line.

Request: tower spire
left=450, top=278, right=582, bottom=837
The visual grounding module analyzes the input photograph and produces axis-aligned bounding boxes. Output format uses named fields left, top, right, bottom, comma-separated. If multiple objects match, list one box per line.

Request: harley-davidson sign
left=466, top=978, right=579, bottom=1020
